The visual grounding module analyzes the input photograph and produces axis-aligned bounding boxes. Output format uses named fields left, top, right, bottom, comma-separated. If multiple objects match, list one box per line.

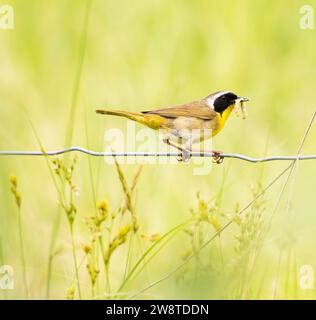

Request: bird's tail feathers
left=96, top=109, right=165, bottom=129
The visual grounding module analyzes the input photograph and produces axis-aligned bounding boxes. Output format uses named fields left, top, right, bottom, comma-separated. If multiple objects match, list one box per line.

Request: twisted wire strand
left=0, top=147, right=315, bottom=163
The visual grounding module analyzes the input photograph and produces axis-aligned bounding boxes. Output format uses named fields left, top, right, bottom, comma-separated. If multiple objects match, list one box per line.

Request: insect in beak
left=234, top=96, right=249, bottom=119
left=237, top=96, right=249, bottom=102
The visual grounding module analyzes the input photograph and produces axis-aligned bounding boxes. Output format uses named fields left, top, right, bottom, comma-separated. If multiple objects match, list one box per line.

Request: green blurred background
left=1, top=0, right=316, bottom=299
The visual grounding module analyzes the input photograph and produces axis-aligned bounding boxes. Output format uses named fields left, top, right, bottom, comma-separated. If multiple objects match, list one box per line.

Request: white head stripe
left=205, top=90, right=231, bottom=109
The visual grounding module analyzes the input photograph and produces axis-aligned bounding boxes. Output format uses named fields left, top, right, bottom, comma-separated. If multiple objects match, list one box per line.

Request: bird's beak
left=237, top=96, right=249, bottom=102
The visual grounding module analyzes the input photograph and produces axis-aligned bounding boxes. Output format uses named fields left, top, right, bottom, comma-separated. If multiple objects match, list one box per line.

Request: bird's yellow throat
left=212, top=104, right=235, bottom=136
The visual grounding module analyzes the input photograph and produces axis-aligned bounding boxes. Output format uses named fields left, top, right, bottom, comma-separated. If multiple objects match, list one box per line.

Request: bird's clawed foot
left=163, top=138, right=191, bottom=163
left=211, top=150, right=224, bottom=164
left=176, top=149, right=224, bottom=164
left=177, top=149, right=191, bottom=162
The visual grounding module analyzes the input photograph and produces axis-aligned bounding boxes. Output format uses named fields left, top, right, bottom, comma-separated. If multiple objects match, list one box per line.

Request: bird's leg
left=163, top=138, right=191, bottom=162
left=183, top=139, right=193, bottom=162
left=163, top=138, right=224, bottom=164
left=186, top=147, right=224, bottom=164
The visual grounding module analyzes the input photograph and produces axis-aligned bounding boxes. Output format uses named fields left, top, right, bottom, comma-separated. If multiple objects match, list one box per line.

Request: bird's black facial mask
left=213, top=92, right=238, bottom=114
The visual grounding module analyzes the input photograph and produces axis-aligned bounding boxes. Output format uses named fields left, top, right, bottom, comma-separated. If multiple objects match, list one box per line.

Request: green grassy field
left=1, top=0, right=316, bottom=299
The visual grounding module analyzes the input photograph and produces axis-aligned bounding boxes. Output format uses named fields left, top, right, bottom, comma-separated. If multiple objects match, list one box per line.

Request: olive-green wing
left=142, top=100, right=216, bottom=120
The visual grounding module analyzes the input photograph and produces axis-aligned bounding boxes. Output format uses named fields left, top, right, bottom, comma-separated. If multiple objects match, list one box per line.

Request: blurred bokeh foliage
left=0, top=0, right=316, bottom=299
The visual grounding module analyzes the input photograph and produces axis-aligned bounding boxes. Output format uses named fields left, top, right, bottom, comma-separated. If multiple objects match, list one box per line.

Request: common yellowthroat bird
left=96, top=91, right=249, bottom=162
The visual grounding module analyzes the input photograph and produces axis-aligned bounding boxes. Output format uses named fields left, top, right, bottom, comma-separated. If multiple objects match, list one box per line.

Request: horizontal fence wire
left=0, top=147, right=316, bottom=163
